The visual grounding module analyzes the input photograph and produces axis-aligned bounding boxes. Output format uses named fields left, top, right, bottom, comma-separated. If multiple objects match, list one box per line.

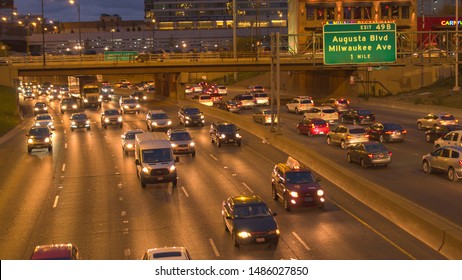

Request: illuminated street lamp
left=151, top=19, right=156, bottom=52
left=111, top=28, right=116, bottom=49
left=69, top=0, right=82, bottom=57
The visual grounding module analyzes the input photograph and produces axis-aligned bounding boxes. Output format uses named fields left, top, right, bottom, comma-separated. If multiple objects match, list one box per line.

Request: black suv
left=271, top=157, right=325, bottom=211
left=210, top=122, right=241, bottom=147
left=340, top=109, right=375, bottom=125
left=27, top=125, right=53, bottom=153
left=33, top=102, right=48, bottom=116
left=178, top=106, right=205, bottom=126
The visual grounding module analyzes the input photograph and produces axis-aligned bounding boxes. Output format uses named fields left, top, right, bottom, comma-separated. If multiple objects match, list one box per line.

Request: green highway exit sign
left=323, top=23, right=396, bottom=65
left=104, top=51, right=138, bottom=61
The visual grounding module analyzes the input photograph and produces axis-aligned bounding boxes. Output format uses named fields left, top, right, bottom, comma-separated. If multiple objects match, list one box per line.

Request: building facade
left=288, top=0, right=418, bottom=53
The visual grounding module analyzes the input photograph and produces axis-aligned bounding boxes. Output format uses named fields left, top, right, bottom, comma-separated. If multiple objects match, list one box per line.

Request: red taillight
left=320, top=113, right=324, bottom=116
left=402, top=130, right=407, bottom=134
left=359, top=116, right=364, bottom=119
left=459, top=160, right=462, bottom=166
left=326, top=123, right=329, bottom=127
left=385, top=131, right=393, bottom=134
left=388, top=152, right=392, bottom=157
left=365, top=134, right=370, bottom=138
left=367, top=153, right=374, bottom=158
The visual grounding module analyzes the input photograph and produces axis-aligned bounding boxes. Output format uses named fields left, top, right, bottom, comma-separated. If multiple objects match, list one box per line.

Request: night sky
left=15, top=0, right=144, bottom=22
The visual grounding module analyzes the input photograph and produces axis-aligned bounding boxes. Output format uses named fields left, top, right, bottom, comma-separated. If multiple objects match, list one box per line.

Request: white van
left=135, top=132, right=179, bottom=187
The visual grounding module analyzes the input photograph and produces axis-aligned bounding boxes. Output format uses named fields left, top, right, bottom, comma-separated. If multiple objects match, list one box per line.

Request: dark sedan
left=217, top=100, right=241, bottom=112
left=347, top=142, right=392, bottom=168
left=367, top=122, right=407, bottom=142
left=425, top=125, right=462, bottom=143
left=341, top=109, right=375, bottom=125
left=222, top=195, right=280, bottom=247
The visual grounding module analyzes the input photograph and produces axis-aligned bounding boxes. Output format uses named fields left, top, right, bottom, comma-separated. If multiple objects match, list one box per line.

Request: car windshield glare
left=105, top=110, right=119, bottom=115
left=300, top=100, right=313, bottom=104
left=30, top=128, right=49, bottom=136
left=322, top=108, right=336, bottom=113
left=142, top=148, right=173, bottom=163
left=383, top=123, right=402, bottom=130
left=234, top=204, right=271, bottom=218
left=73, top=114, right=87, bottom=119
left=286, top=171, right=316, bottom=184
left=171, top=132, right=191, bottom=141
left=125, top=132, right=142, bottom=140
left=358, top=110, right=372, bottom=115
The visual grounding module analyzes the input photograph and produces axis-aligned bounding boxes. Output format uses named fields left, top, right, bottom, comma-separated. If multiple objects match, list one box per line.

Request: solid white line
left=292, top=231, right=311, bottom=251
left=53, top=195, right=59, bottom=208
left=64, top=143, right=67, bottom=149
left=242, top=182, right=254, bottom=193
left=181, top=187, right=190, bottom=197
left=61, top=164, right=66, bottom=172
left=209, top=154, right=218, bottom=161
left=209, top=238, right=220, bottom=257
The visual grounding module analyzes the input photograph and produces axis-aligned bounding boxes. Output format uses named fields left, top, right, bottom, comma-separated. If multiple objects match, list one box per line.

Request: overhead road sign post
left=323, top=23, right=396, bottom=65
left=104, top=51, right=138, bottom=61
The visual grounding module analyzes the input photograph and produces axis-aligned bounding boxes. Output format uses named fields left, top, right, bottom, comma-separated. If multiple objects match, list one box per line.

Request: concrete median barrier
left=181, top=100, right=462, bottom=259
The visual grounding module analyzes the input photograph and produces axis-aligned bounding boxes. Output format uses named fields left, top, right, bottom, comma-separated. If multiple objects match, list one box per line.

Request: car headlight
left=86, top=120, right=90, bottom=124
left=44, top=137, right=50, bottom=143
left=72, top=104, right=77, bottom=109
left=142, top=96, right=147, bottom=100
left=28, top=138, right=33, bottom=143
left=126, top=144, right=133, bottom=149
left=189, top=142, right=195, bottom=147
left=84, top=99, right=88, bottom=103
left=100, top=95, right=103, bottom=98
left=124, top=105, right=129, bottom=109
left=34, top=108, right=39, bottom=111
left=48, top=122, right=53, bottom=126
left=35, top=122, right=40, bottom=126
left=71, top=121, right=76, bottom=125
left=61, top=105, right=67, bottom=109
left=142, top=167, right=149, bottom=174
left=171, top=143, right=178, bottom=148
left=58, top=95, right=62, bottom=99
left=201, top=115, right=205, bottom=119
left=44, top=107, right=48, bottom=110
left=136, top=104, right=140, bottom=108
left=151, top=121, right=157, bottom=126
left=118, top=117, right=123, bottom=122
left=289, top=191, right=299, bottom=198
left=169, top=165, right=176, bottom=172
left=268, top=229, right=280, bottom=235
left=236, top=133, right=241, bottom=138
left=237, top=232, right=251, bottom=238
left=167, top=121, right=172, bottom=126
left=185, top=116, right=190, bottom=120
left=220, top=133, right=226, bottom=139
left=104, top=118, right=109, bottom=123
left=317, top=189, right=324, bottom=196
left=98, top=98, right=102, bottom=102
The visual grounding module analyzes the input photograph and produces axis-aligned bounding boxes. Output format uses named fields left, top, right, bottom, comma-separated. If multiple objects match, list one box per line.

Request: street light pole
left=454, top=0, right=460, bottom=92
left=151, top=19, right=156, bottom=52
left=41, top=0, right=46, bottom=66
left=69, top=0, right=82, bottom=58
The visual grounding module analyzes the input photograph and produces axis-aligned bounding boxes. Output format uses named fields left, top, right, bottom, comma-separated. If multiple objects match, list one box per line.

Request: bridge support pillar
left=155, top=73, right=188, bottom=100
left=0, top=65, right=18, bottom=88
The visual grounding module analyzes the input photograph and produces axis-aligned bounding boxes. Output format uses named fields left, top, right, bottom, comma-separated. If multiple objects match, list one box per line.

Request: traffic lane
left=179, top=114, right=424, bottom=259
left=236, top=105, right=462, bottom=226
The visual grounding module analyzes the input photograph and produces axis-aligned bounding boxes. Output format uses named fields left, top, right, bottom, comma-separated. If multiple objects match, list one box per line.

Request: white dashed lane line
left=53, top=195, right=59, bottom=208
left=181, top=187, right=190, bottom=197
left=209, top=154, right=218, bottom=161
left=61, top=164, right=66, bottom=172
left=292, top=231, right=311, bottom=251
left=209, top=238, right=220, bottom=257
left=242, top=182, right=254, bottom=193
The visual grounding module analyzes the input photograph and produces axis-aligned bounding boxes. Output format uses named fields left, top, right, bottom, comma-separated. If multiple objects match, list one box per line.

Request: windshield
left=365, top=144, right=388, bottom=153
left=184, top=108, right=200, bottom=114
left=254, top=93, right=268, bottom=98
left=200, top=95, right=211, bottom=100
left=123, top=99, right=138, bottom=104
left=383, top=123, right=402, bottom=130
left=240, top=95, right=253, bottom=100
left=170, top=132, right=192, bottom=141
left=105, top=110, right=120, bottom=115
left=286, top=171, right=316, bottom=184
left=72, top=114, right=87, bottom=120
left=218, top=124, right=237, bottom=133
left=29, top=127, right=50, bottom=136
left=322, top=108, right=336, bottom=114
left=125, top=132, right=143, bottom=140
left=262, top=110, right=273, bottom=115
left=357, top=110, right=373, bottom=115
left=142, top=148, right=173, bottom=163
left=36, top=115, right=52, bottom=120
left=234, top=204, right=271, bottom=219
left=35, top=103, right=46, bottom=107
left=300, top=99, right=313, bottom=104
left=150, top=113, right=169, bottom=119
left=61, top=98, right=75, bottom=104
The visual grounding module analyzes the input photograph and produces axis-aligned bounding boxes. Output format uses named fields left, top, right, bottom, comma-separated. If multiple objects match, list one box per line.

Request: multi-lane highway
left=0, top=87, right=451, bottom=259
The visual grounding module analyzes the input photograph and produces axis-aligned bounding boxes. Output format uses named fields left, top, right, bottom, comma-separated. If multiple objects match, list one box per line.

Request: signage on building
left=104, top=51, right=138, bottom=61
left=323, top=23, right=396, bottom=65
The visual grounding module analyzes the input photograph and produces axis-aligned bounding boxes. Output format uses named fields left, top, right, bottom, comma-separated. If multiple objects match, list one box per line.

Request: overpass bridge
left=0, top=52, right=456, bottom=98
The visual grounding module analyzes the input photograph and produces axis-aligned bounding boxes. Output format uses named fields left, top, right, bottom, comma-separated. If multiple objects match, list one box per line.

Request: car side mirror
left=272, top=212, right=277, bottom=216
left=135, top=159, right=140, bottom=165
left=175, top=156, right=180, bottom=162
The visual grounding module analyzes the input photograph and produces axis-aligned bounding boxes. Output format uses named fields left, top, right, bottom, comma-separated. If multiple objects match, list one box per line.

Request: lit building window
left=402, top=6, right=410, bottom=19
left=317, top=8, right=324, bottom=20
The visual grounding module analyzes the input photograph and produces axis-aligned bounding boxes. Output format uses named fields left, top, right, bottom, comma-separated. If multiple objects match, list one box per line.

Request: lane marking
left=209, top=154, right=218, bottom=161
left=119, top=196, right=123, bottom=201
left=64, top=143, right=67, bottom=149
left=61, top=164, right=66, bottom=172
left=121, top=211, right=126, bottom=217
left=209, top=238, right=220, bottom=257
left=242, top=182, right=254, bottom=193
left=181, top=187, right=190, bottom=197
left=53, top=195, right=59, bottom=208
left=329, top=198, right=416, bottom=260
left=292, top=231, right=311, bottom=251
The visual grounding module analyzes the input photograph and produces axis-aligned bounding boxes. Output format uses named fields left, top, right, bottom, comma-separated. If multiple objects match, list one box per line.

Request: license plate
left=396, top=132, right=401, bottom=135
left=305, top=197, right=313, bottom=202
left=319, top=132, right=324, bottom=134
left=111, top=121, right=117, bottom=124
left=157, top=177, right=163, bottom=181
left=256, top=238, right=265, bottom=243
